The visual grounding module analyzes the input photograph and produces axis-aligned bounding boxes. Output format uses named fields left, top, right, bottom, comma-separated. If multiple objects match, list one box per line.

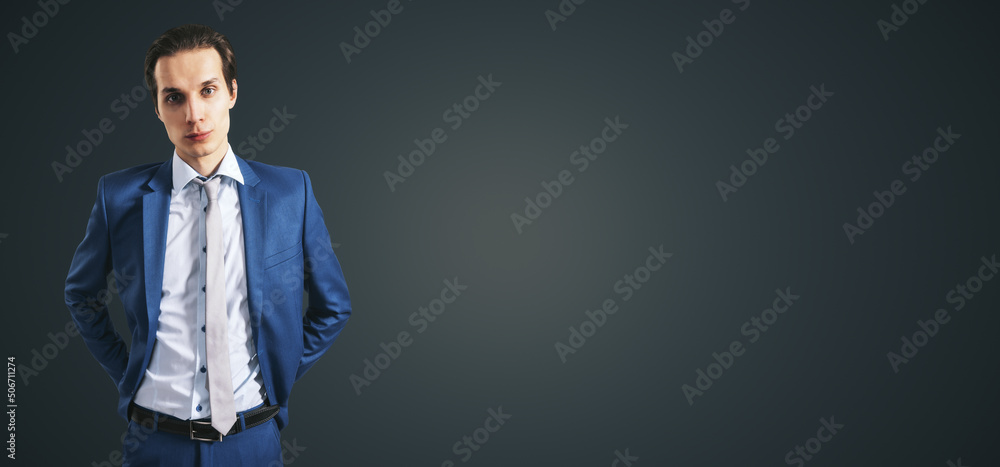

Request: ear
left=154, top=101, right=163, bottom=122
left=229, top=79, right=238, bottom=109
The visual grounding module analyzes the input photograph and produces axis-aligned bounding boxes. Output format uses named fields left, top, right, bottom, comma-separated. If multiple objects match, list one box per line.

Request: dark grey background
left=2, top=0, right=998, bottom=465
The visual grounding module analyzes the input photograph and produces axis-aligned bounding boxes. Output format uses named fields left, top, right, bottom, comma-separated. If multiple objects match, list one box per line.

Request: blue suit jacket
left=64, top=155, right=351, bottom=430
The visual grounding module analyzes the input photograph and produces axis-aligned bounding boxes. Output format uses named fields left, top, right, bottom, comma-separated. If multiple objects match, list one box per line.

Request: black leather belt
left=128, top=401, right=279, bottom=442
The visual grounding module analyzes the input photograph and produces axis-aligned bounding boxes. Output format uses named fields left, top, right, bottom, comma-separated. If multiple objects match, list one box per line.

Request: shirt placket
left=191, top=178, right=211, bottom=418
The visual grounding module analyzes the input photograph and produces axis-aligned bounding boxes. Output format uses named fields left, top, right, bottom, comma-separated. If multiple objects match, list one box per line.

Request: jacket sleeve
left=64, top=175, right=129, bottom=384
left=295, top=170, right=352, bottom=382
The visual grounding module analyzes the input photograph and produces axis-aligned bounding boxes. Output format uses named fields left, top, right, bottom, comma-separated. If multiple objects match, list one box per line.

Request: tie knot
left=194, top=176, right=222, bottom=201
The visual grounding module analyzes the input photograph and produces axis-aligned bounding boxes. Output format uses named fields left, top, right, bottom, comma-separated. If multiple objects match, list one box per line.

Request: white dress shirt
left=134, top=144, right=265, bottom=420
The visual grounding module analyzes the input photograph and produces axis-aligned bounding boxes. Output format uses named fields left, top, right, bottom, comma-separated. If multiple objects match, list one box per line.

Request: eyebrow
left=160, top=78, right=220, bottom=95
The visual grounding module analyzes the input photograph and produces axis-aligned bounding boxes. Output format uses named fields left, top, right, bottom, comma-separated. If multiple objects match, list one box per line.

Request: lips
left=185, top=130, right=212, bottom=142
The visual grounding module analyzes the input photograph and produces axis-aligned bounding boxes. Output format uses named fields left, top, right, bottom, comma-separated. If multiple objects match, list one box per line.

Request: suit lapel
left=142, top=158, right=172, bottom=354
left=235, top=156, right=266, bottom=352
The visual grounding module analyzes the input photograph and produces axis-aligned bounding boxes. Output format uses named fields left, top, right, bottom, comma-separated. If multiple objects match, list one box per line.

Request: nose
left=185, top=97, right=204, bottom=125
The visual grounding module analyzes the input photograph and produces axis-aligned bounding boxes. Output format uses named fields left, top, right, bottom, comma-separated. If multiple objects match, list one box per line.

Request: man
left=64, top=24, right=351, bottom=466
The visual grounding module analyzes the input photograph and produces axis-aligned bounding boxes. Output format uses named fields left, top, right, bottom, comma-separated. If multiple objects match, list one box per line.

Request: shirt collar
left=171, top=143, right=245, bottom=194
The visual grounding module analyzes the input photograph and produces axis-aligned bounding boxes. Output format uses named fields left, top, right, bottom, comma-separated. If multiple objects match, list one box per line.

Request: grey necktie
left=193, top=176, right=236, bottom=435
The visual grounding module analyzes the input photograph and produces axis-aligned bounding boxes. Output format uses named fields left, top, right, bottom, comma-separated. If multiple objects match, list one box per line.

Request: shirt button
left=203, top=246, right=207, bottom=252
left=202, top=286, right=206, bottom=292
left=200, top=366, right=206, bottom=373
left=196, top=405, right=202, bottom=412
left=202, top=325, right=206, bottom=332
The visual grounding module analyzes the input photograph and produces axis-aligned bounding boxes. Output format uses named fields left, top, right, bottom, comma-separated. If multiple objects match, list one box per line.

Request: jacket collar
left=146, top=145, right=260, bottom=193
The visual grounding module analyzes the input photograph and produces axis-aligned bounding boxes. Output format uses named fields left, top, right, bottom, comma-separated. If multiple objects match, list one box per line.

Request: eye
left=165, top=94, right=181, bottom=104
left=203, top=87, right=216, bottom=96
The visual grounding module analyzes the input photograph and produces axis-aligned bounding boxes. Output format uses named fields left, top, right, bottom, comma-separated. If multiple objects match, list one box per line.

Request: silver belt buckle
left=189, top=419, right=224, bottom=442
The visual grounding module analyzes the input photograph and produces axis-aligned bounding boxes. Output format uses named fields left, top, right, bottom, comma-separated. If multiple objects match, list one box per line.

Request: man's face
left=153, top=47, right=237, bottom=163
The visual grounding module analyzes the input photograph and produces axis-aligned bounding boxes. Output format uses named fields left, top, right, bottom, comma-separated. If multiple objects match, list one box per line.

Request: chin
left=179, top=140, right=222, bottom=158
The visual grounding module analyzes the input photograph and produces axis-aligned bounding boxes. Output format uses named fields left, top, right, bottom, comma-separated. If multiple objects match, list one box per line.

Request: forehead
left=154, top=48, right=223, bottom=89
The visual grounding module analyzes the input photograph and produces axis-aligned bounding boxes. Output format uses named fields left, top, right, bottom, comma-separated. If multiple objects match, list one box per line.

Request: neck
left=177, top=145, right=227, bottom=178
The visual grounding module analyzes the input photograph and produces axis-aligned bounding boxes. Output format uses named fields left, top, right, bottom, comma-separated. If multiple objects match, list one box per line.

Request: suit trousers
left=121, top=401, right=282, bottom=467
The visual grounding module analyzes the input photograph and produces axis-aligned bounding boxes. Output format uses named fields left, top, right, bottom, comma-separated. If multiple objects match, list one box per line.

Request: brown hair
left=144, top=24, right=237, bottom=113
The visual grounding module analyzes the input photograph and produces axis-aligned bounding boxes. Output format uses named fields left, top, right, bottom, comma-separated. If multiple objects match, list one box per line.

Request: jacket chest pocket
left=263, top=240, right=302, bottom=270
